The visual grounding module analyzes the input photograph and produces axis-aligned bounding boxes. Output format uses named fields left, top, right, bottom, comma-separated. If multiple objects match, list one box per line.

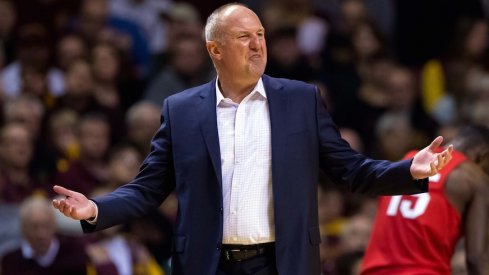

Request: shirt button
left=231, top=211, right=236, bottom=215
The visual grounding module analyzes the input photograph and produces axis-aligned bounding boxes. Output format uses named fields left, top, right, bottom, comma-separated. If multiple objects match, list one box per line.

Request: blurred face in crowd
left=0, top=124, right=33, bottom=169
left=270, top=32, right=300, bottom=67
left=207, top=5, right=267, bottom=86
left=341, top=215, right=373, bottom=253
left=91, top=43, right=120, bottom=82
left=377, top=114, right=415, bottom=161
left=78, top=118, right=109, bottom=160
left=317, top=187, right=344, bottom=224
left=127, top=103, right=161, bottom=149
left=49, top=110, right=79, bottom=154
left=386, top=67, right=417, bottom=111
left=21, top=201, right=56, bottom=257
left=340, top=0, right=367, bottom=34
left=21, top=65, right=47, bottom=96
left=17, top=23, right=51, bottom=68
left=352, top=23, right=382, bottom=60
left=57, top=35, right=87, bottom=70
left=0, top=1, right=16, bottom=36
left=108, top=146, right=142, bottom=186
left=80, top=0, right=108, bottom=41
left=65, top=60, right=93, bottom=97
left=4, top=98, right=44, bottom=139
left=465, top=20, right=489, bottom=58
left=173, top=37, right=207, bottom=78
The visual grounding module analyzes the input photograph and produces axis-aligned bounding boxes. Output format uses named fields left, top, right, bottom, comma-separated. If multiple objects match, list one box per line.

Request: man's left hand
left=410, top=136, right=453, bottom=179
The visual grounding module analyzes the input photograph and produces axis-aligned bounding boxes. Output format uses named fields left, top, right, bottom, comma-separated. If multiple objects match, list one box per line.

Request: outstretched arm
left=410, top=136, right=453, bottom=179
left=52, top=185, right=97, bottom=220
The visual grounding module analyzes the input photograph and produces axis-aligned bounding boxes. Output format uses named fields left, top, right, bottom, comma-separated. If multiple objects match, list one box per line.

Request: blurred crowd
left=0, top=0, right=487, bottom=274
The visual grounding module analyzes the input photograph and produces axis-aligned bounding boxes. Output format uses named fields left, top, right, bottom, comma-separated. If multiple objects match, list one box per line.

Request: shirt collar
left=215, top=77, right=266, bottom=106
left=21, top=237, right=60, bottom=267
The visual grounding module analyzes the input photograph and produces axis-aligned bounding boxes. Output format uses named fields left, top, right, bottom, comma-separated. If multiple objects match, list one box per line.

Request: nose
left=249, top=35, right=261, bottom=50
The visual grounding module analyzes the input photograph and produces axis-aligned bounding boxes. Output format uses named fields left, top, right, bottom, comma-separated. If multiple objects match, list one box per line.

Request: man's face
left=22, top=209, right=56, bottom=256
left=0, top=125, right=33, bottom=169
left=79, top=120, right=109, bottom=160
left=212, top=7, right=267, bottom=82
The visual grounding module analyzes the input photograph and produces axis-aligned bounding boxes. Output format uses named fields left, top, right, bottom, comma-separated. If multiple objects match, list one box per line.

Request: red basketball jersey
left=361, top=151, right=467, bottom=275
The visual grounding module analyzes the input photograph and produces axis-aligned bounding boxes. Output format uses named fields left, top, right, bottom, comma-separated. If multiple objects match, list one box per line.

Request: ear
left=206, top=41, right=222, bottom=60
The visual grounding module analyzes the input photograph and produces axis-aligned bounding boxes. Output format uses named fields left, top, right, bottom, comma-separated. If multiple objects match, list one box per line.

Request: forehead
left=221, top=6, right=263, bottom=33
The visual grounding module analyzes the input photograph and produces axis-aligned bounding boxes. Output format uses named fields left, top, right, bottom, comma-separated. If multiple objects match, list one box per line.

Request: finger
left=430, top=162, right=437, bottom=176
left=428, top=136, right=444, bottom=151
left=53, top=185, right=77, bottom=198
left=437, top=154, right=444, bottom=170
left=447, top=144, right=454, bottom=154
left=60, top=201, right=69, bottom=214
left=52, top=199, right=60, bottom=209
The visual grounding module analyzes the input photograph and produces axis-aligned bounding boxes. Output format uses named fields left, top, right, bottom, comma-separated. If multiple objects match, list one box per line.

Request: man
left=361, top=125, right=489, bottom=275
left=1, top=197, right=90, bottom=275
left=53, top=4, right=452, bottom=275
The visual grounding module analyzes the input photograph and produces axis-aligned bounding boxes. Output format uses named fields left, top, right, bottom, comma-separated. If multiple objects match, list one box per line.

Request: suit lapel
left=263, top=75, right=287, bottom=186
left=197, top=75, right=286, bottom=190
left=198, top=80, right=222, bottom=187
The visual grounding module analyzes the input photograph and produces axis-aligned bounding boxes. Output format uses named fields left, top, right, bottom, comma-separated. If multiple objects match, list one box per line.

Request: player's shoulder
left=446, top=162, right=488, bottom=196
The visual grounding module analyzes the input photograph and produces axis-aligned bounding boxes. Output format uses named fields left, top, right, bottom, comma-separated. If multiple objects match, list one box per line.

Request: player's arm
left=448, top=163, right=489, bottom=275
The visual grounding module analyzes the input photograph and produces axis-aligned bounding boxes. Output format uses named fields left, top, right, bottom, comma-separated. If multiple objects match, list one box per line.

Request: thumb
left=53, top=185, right=77, bottom=198
left=428, top=136, right=444, bottom=151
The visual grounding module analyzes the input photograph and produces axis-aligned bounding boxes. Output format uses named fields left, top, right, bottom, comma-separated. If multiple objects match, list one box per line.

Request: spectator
left=3, top=95, right=58, bottom=183
left=0, top=196, right=102, bottom=275
left=265, top=26, right=320, bottom=82
left=1, top=23, right=64, bottom=98
left=144, top=35, right=213, bottom=106
left=373, top=112, right=418, bottom=161
left=340, top=214, right=373, bottom=254
left=125, top=101, right=161, bottom=156
left=56, top=34, right=88, bottom=72
left=0, top=0, right=17, bottom=66
left=0, top=123, right=40, bottom=204
left=47, top=109, right=80, bottom=173
left=53, top=113, right=110, bottom=195
left=66, top=0, right=151, bottom=77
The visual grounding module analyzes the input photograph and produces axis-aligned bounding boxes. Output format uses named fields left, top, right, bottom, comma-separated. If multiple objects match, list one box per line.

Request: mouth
left=250, top=54, right=262, bottom=60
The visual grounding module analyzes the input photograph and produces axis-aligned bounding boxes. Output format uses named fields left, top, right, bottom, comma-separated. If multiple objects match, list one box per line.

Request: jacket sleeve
left=82, top=99, right=176, bottom=232
left=315, top=87, right=428, bottom=195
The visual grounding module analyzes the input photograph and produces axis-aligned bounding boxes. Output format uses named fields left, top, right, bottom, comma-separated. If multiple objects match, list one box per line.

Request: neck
left=218, top=75, right=259, bottom=103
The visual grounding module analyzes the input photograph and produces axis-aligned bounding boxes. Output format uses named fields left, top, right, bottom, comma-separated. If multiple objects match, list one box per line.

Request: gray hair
left=204, top=3, right=247, bottom=42
left=20, top=196, right=54, bottom=223
left=126, top=100, right=161, bottom=125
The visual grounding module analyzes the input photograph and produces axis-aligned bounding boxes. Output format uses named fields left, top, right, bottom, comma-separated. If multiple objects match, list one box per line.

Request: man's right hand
left=52, top=185, right=97, bottom=220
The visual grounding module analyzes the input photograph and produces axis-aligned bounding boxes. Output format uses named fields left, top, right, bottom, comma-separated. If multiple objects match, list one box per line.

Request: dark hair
left=453, top=125, right=489, bottom=152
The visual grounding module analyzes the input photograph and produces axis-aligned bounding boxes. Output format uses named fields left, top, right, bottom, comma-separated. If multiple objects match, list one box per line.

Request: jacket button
left=216, top=244, right=221, bottom=250
left=220, top=207, right=223, bottom=214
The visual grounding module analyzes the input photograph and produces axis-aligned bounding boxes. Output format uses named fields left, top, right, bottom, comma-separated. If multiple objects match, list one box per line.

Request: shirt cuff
left=85, top=200, right=98, bottom=225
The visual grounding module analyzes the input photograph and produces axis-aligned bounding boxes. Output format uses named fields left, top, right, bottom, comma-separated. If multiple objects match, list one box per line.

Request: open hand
left=52, top=185, right=96, bottom=220
left=410, top=136, right=453, bottom=179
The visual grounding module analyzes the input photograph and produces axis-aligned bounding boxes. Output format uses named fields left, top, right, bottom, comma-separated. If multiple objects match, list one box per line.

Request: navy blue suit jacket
left=82, top=75, right=427, bottom=275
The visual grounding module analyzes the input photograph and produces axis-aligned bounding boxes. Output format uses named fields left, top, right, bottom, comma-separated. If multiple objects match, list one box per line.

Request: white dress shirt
left=216, top=78, right=275, bottom=244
